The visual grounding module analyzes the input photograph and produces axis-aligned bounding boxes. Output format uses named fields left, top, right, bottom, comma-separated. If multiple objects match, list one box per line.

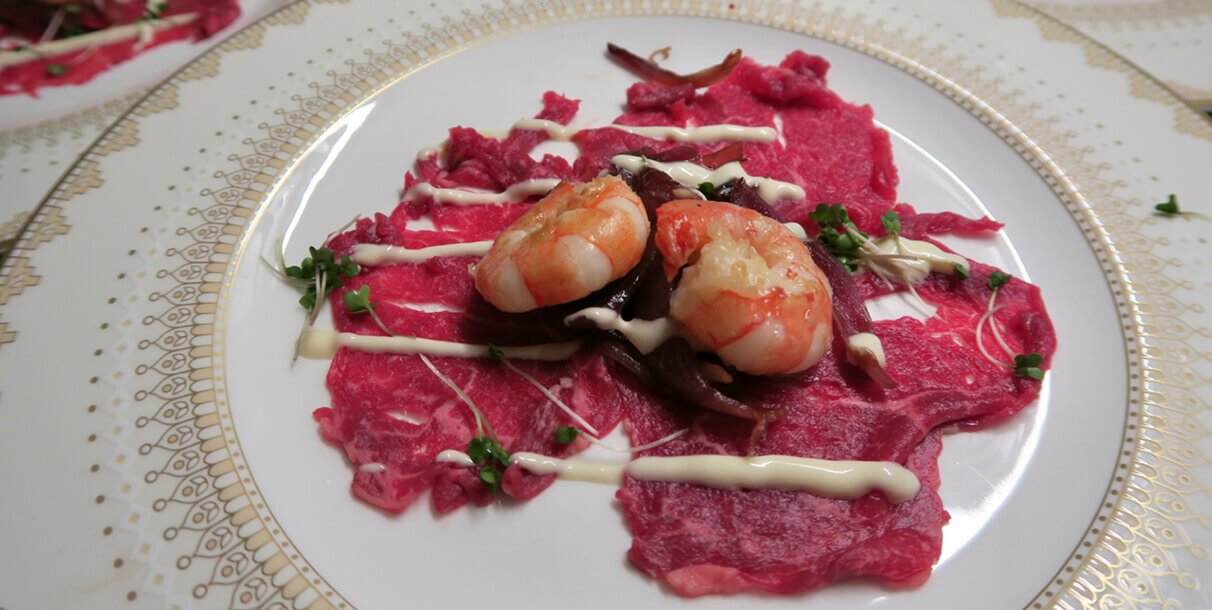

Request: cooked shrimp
left=655, top=200, right=833, bottom=376
left=474, top=176, right=648, bottom=312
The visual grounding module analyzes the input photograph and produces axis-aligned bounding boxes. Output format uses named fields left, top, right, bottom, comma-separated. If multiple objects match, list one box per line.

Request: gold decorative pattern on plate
left=1030, top=0, right=1212, bottom=23
left=1001, top=0, right=1212, bottom=139
left=0, top=93, right=142, bottom=158
left=3, top=0, right=1204, bottom=607
left=0, top=0, right=340, bottom=350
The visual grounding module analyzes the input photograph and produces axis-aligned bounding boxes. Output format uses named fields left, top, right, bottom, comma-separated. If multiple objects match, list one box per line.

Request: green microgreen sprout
left=954, top=263, right=970, bottom=280
left=974, top=268, right=1043, bottom=380
left=808, top=203, right=867, bottom=271
left=988, top=270, right=1011, bottom=290
left=46, top=63, right=67, bottom=76
left=488, top=344, right=505, bottom=362
left=1155, top=194, right=1179, bottom=214
left=554, top=426, right=580, bottom=444
left=142, top=1, right=169, bottom=20
left=1153, top=194, right=1209, bottom=220
left=343, top=284, right=394, bottom=336
left=417, top=351, right=512, bottom=494
left=881, top=210, right=901, bottom=237
left=282, top=244, right=359, bottom=361
left=486, top=344, right=600, bottom=436
left=698, top=182, right=716, bottom=198
left=467, top=435, right=510, bottom=493
left=64, top=4, right=81, bottom=13
left=1013, top=352, right=1045, bottom=380
left=284, top=246, right=360, bottom=325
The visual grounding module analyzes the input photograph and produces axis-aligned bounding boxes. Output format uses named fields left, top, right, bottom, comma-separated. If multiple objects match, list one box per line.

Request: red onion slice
left=607, top=43, right=742, bottom=88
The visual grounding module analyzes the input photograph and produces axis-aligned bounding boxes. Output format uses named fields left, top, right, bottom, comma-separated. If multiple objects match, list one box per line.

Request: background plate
left=1, top=1, right=1209, bottom=608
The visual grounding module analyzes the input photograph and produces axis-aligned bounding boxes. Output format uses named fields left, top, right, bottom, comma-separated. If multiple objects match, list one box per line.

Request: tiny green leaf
left=988, top=270, right=1011, bottom=290
left=488, top=344, right=505, bottom=362
left=1155, top=194, right=1180, bottom=215
left=311, top=246, right=335, bottom=267
left=488, top=443, right=510, bottom=467
left=808, top=203, right=849, bottom=229
left=478, top=468, right=501, bottom=490
left=298, top=288, right=317, bottom=310
left=46, top=63, right=68, bottom=76
left=1013, top=353, right=1044, bottom=380
left=338, top=254, right=359, bottom=278
left=343, top=284, right=375, bottom=313
left=468, top=435, right=509, bottom=469
left=698, top=182, right=715, bottom=197
left=65, top=4, right=81, bottom=13
left=467, top=436, right=490, bottom=464
left=953, top=264, right=970, bottom=280
left=554, top=426, right=579, bottom=443
left=881, top=210, right=901, bottom=236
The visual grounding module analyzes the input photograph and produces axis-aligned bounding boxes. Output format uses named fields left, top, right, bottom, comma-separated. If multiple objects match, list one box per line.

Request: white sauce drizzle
left=782, top=222, right=808, bottom=241
left=403, top=179, right=560, bottom=206
left=350, top=241, right=493, bottom=265
left=297, top=330, right=580, bottom=361
left=773, top=115, right=788, bottom=148
left=437, top=450, right=475, bottom=467
left=359, top=462, right=387, bottom=473
left=435, top=450, right=919, bottom=503
left=0, top=13, right=198, bottom=69
left=846, top=332, right=887, bottom=368
left=386, top=411, right=427, bottom=425
left=564, top=308, right=680, bottom=355
left=611, top=155, right=805, bottom=204
left=858, top=235, right=970, bottom=286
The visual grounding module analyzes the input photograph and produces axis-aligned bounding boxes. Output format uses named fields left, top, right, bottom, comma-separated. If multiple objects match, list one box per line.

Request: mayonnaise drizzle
left=510, top=119, right=778, bottom=143
left=297, top=330, right=580, bottom=361
left=564, top=308, right=679, bottom=355
left=350, top=241, right=493, bottom=265
left=403, top=179, right=560, bottom=205
left=859, top=235, right=970, bottom=285
left=845, top=332, right=887, bottom=368
left=782, top=222, right=808, bottom=241
left=435, top=450, right=919, bottom=503
left=611, top=156, right=805, bottom=204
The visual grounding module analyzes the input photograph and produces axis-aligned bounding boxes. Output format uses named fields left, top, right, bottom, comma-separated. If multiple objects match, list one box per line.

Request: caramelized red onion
left=805, top=241, right=898, bottom=389
left=699, top=142, right=745, bottom=169
left=720, top=178, right=782, bottom=219
left=607, top=43, right=742, bottom=88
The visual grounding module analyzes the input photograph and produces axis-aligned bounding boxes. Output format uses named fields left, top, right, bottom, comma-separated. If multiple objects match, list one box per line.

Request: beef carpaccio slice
left=314, top=51, right=1056, bottom=595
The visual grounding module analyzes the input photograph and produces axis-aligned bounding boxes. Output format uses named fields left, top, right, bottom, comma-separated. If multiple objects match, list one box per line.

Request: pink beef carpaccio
left=314, top=51, right=1055, bottom=595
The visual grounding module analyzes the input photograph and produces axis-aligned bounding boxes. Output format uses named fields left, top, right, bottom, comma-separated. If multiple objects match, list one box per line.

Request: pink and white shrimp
left=655, top=200, right=833, bottom=376
left=474, top=176, right=648, bottom=312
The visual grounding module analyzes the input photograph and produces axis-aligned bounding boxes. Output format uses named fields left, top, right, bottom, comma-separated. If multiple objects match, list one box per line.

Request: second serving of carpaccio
left=284, top=46, right=1056, bottom=597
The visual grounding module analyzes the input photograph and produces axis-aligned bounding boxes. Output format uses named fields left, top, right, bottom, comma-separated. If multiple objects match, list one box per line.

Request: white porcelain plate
left=2, top=1, right=1209, bottom=608
left=0, top=0, right=286, bottom=246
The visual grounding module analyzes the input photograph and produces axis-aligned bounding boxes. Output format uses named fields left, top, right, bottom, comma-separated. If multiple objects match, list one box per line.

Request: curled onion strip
left=607, top=43, right=742, bottom=88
